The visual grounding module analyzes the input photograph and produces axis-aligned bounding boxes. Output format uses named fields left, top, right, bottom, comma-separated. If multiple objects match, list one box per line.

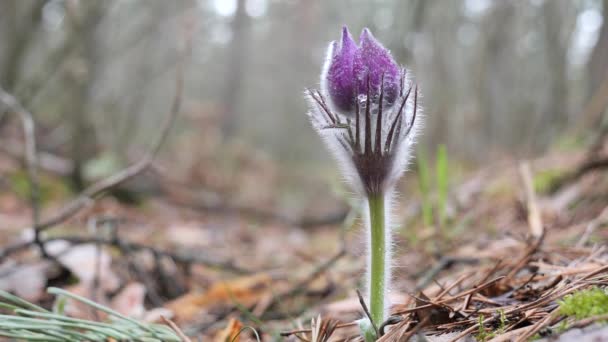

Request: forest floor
left=1, top=140, right=608, bottom=342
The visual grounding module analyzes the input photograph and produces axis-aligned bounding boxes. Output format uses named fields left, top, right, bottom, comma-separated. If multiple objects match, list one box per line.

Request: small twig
left=161, top=316, right=192, bottom=342
left=356, top=289, right=379, bottom=337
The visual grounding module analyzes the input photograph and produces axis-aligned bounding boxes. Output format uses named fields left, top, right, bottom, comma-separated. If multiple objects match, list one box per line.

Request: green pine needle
left=0, top=288, right=182, bottom=342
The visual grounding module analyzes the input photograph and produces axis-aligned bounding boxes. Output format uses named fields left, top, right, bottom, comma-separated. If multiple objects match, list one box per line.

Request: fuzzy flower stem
left=367, top=192, right=387, bottom=329
left=307, top=26, right=422, bottom=341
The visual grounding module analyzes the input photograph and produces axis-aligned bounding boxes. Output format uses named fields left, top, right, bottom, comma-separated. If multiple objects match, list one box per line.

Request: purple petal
left=325, top=26, right=358, bottom=112
left=353, top=28, right=400, bottom=104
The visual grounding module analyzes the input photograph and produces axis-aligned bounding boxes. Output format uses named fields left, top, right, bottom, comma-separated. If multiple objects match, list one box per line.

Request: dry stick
left=0, top=48, right=185, bottom=261
left=0, top=87, right=44, bottom=257
left=161, top=316, right=192, bottom=342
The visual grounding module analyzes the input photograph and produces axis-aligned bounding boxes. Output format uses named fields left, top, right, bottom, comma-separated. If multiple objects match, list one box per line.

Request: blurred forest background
left=2, top=0, right=607, bottom=194
left=2, top=0, right=608, bottom=340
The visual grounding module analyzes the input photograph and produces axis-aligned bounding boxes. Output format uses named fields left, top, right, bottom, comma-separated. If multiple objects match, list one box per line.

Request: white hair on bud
left=319, top=41, right=337, bottom=108
left=384, top=73, right=424, bottom=191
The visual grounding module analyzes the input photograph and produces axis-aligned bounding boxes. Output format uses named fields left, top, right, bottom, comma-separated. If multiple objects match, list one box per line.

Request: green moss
left=558, top=287, right=608, bottom=320
left=533, top=169, right=566, bottom=194
left=9, top=171, right=70, bottom=204
left=475, top=311, right=507, bottom=341
left=554, top=134, right=586, bottom=151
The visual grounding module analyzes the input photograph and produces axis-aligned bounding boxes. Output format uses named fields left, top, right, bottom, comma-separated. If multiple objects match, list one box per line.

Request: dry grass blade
left=310, top=315, right=340, bottom=342
left=519, top=161, right=544, bottom=239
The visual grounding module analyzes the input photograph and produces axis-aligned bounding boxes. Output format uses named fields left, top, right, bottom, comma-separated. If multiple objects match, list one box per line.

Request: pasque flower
left=306, top=26, right=421, bottom=340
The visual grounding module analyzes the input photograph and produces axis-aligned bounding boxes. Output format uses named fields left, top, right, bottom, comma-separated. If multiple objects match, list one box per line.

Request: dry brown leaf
left=166, top=273, right=272, bottom=322
left=214, top=318, right=243, bottom=342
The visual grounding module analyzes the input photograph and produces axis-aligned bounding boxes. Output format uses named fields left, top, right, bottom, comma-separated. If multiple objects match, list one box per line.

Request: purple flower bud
left=353, top=28, right=400, bottom=105
left=308, top=26, right=421, bottom=196
left=325, top=27, right=358, bottom=113
left=323, top=27, right=400, bottom=113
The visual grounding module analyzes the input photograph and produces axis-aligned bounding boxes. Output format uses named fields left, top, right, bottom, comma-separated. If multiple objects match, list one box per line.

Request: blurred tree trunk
left=0, top=1, right=46, bottom=129
left=220, top=0, right=250, bottom=141
left=477, top=2, right=514, bottom=149
left=538, top=0, right=570, bottom=145
left=64, top=1, right=105, bottom=191
left=585, top=0, right=608, bottom=153
left=0, top=0, right=46, bottom=92
left=588, top=0, right=608, bottom=98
